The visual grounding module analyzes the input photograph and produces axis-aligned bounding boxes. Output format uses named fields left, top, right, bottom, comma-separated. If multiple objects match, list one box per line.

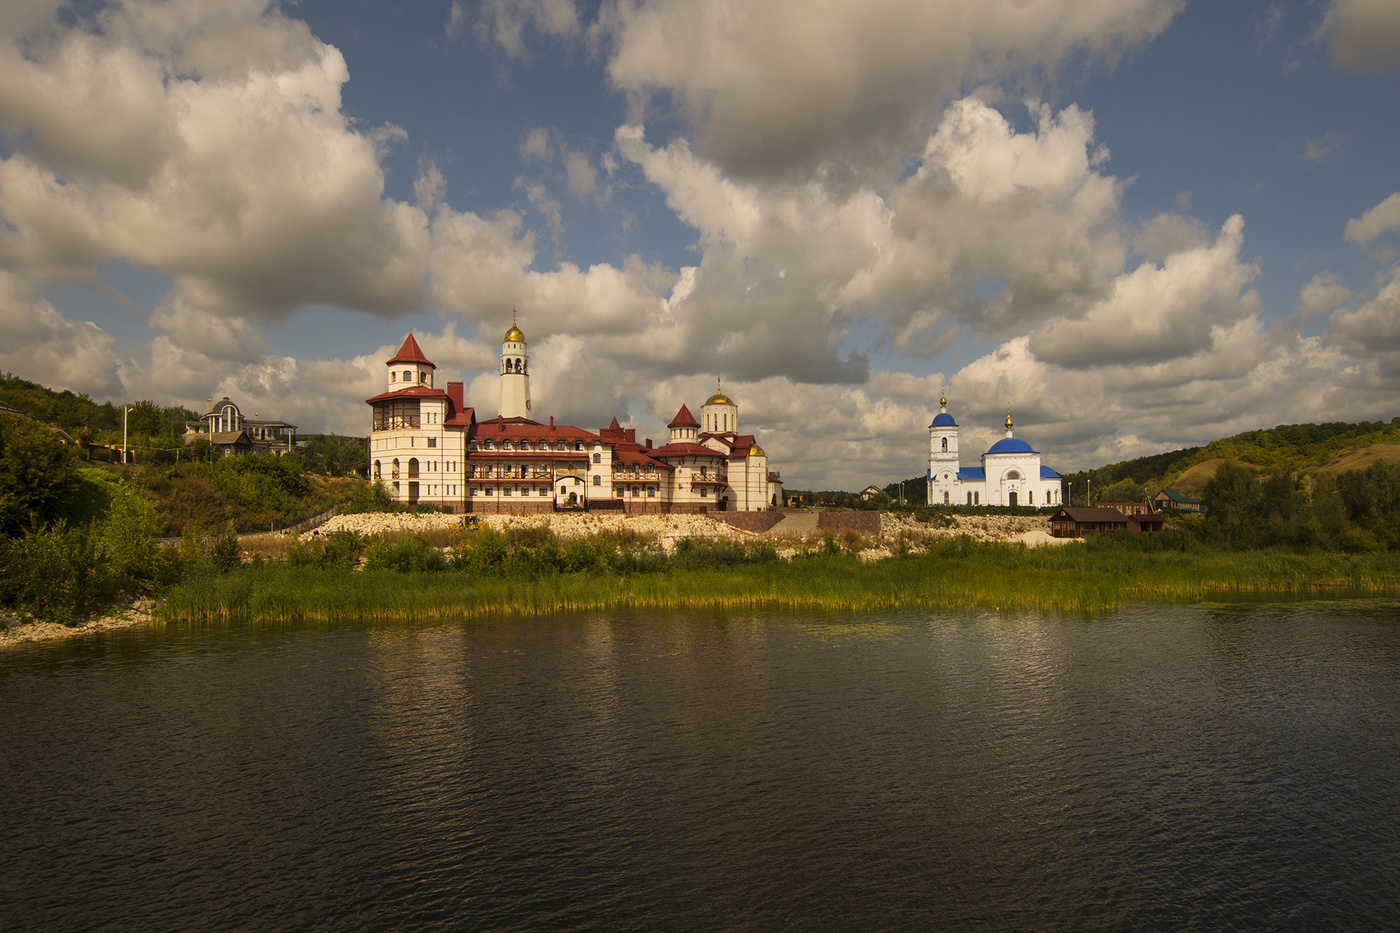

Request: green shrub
left=0, top=523, right=116, bottom=624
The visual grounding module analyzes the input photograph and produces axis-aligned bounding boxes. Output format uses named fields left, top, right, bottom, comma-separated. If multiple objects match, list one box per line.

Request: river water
left=3, top=601, right=1399, bottom=931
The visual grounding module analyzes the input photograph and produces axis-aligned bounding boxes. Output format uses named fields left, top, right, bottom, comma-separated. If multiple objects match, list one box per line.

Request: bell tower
left=927, top=392, right=960, bottom=505
left=499, top=310, right=531, bottom=419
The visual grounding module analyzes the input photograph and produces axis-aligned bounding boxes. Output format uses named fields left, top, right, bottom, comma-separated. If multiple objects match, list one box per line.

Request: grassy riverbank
left=157, top=539, right=1400, bottom=623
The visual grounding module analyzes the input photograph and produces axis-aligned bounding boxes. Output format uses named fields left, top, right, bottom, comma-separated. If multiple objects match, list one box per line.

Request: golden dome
left=749, top=443, right=765, bottom=457
left=705, top=375, right=732, bottom=406
left=1005, top=410, right=1014, bottom=431
left=504, top=310, right=524, bottom=343
left=940, top=392, right=948, bottom=409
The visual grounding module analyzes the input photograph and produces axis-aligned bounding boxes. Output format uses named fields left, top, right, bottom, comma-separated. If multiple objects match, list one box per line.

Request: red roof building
left=367, top=325, right=781, bottom=514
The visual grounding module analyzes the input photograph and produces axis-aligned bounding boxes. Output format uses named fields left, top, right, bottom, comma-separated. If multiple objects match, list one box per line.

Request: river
left=3, top=601, right=1399, bottom=930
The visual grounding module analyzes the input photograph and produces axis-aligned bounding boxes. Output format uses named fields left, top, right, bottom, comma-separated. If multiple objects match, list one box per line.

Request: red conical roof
left=668, top=404, right=700, bottom=428
left=608, top=416, right=621, bottom=430
left=387, top=333, right=434, bottom=366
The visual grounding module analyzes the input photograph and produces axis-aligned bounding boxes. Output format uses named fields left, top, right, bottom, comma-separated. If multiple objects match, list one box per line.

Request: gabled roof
left=1156, top=488, right=1200, bottom=504
left=387, top=333, right=434, bottom=367
left=651, top=442, right=728, bottom=460
left=668, top=404, right=699, bottom=428
left=1053, top=507, right=1130, bottom=522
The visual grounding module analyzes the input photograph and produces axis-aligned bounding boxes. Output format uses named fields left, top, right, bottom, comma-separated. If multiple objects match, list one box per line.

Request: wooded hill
left=1060, top=417, right=1400, bottom=498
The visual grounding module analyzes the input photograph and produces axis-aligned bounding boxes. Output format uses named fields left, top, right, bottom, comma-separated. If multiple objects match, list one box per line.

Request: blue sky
left=2, top=0, right=1399, bottom=488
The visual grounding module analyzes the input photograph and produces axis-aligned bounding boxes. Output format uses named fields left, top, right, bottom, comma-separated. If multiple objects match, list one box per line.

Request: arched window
left=556, top=441, right=566, bottom=451
left=1006, top=470, right=1022, bottom=481
left=944, top=491, right=949, bottom=504
left=592, top=475, right=600, bottom=486
left=373, top=460, right=381, bottom=479
left=592, top=453, right=601, bottom=463
left=941, top=437, right=948, bottom=452
left=1029, top=491, right=1034, bottom=504
left=390, top=372, right=396, bottom=382
left=403, top=370, right=411, bottom=382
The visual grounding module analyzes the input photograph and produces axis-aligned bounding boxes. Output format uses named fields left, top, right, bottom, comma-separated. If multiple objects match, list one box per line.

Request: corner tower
left=499, top=311, right=531, bottom=419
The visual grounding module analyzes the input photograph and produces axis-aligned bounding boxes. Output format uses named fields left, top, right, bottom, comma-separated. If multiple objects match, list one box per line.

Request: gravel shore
left=0, top=598, right=157, bottom=649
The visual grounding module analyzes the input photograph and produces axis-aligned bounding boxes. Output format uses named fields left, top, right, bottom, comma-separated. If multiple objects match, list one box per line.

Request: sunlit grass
left=155, top=538, right=1400, bottom=626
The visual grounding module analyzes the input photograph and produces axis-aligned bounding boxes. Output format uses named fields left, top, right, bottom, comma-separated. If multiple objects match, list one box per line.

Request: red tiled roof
left=651, top=442, right=728, bottom=459
left=365, top=386, right=448, bottom=404
left=387, top=333, right=433, bottom=366
left=668, top=404, right=699, bottom=428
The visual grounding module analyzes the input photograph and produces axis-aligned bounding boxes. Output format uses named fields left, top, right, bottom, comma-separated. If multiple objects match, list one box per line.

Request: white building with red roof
left=367, top=321, right=782, bottom=514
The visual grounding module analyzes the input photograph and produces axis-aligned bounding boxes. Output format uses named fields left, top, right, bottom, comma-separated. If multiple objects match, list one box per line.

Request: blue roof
left=987, top=437, right=1036, bottom=455
left=957, top=467, right=985, bottom=481
left=930, top=412, right=957, bottom=428
left=1039, top=465, right=1060, bottom=479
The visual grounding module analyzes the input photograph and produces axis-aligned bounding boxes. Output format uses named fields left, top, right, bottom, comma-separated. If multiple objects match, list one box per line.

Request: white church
left=366, top=315, right=783, bottom=514
left=927, top=395, right=1062, bottom=508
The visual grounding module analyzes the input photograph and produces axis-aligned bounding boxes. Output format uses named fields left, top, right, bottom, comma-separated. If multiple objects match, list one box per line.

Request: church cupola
left=701, top=376, right=738, bottom=435
left=499, top=309, right=531, bottom=419
left=387, top=333, right=435, bottom=391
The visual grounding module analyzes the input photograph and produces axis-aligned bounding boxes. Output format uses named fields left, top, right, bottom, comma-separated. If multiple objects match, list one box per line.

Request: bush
left=364, top=535, right=446, bottom=573
left=210, top=533, right=243, bottom=571
left=0, top=523, right=116, bottom=624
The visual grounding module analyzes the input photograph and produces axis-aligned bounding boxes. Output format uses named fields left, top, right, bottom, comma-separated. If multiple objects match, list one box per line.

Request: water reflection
left=3, top=603, right=1399, bottom=930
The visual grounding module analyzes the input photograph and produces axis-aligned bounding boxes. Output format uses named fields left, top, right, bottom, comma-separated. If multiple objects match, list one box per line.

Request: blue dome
left=930, top=412, right=957, bottom=428
left=987, top=437, right=1036, bottom=455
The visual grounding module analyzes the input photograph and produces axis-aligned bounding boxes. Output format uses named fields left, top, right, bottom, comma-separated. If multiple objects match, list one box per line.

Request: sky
left=2, top=0, right=1399, bottom=490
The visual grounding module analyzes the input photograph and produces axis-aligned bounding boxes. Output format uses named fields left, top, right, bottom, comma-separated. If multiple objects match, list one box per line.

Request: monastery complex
left=367, top=318, right=783, bottom=514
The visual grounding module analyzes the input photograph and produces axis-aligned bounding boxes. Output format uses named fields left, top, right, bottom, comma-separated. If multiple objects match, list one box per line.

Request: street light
left=122, top=405, right=130, bottom=465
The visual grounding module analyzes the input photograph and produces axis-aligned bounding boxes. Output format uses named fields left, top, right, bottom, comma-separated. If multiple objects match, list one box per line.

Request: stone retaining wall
left=816, top=511, right=881, bottom=535
left=714, top=512, right=786, bottom=534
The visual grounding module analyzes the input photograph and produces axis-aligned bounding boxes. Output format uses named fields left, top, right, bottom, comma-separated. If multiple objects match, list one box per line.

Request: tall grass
left=156, top=537, right=1400, bottom=626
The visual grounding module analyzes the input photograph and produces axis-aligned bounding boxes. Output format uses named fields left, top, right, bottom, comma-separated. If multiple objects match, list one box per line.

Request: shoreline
left=0, top=599, right=157, bottom=650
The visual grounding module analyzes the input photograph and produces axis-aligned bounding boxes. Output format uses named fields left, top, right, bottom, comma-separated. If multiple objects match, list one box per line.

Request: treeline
left=1200, top=459, right=1400, bottom=551
left=1, top=373, right=197, bottom=451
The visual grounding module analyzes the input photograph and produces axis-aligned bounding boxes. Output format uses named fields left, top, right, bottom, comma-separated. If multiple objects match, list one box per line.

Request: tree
left=1202, top=461, right=1261, bottom=546
left=0, top=416, right=79, bottom=534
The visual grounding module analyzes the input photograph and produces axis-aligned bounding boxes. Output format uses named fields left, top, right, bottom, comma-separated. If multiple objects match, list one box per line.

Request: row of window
left=472, top=439, right=585, bottom=452
left=391, top=369, right=430, bottom=385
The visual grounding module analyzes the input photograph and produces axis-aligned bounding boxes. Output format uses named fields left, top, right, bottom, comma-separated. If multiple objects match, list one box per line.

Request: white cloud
left=1345, top=192, right=1400, bottom=245
left=0, top=2, right=432, bottom=324
left=597, top=0, right=1183, bottom=176
left=0, top=270, right=126, bottom=398
left=1027, top=215, right=1261, bottom=368
left=476, top=0, right=582, bottom=58
left=1327, top=265, right=1400, bottom=375
left=1318, top=0, right=1400, bottom=72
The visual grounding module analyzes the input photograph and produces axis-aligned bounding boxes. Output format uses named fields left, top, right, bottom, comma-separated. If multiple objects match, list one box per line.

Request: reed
left=155, top=542, right=1400, bottom=626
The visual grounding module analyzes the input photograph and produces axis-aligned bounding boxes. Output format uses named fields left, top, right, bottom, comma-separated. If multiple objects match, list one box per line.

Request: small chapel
left=926, top=395, right=1062, bottom=508
left=366, top=316, right=783, bottom=514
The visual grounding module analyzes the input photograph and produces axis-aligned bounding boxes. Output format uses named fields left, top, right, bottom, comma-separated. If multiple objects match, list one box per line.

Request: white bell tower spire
left=499, top=310, right=531, bottom=419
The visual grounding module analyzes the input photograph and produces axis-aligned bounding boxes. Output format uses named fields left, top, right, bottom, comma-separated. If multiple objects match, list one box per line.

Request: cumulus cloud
left=0, top=270, right=126, bottom=398
left=1326, top=266, right=1400, bottom=376
left=1317, top=0, right=1400, bottom=72
left=0, top=1, right=431, bottom=324
left=1027, top=215, right=1261, bottom=368
left=596, top=0, right=1183, bottom=176
left=1345, top=192, right=1400, bottom=245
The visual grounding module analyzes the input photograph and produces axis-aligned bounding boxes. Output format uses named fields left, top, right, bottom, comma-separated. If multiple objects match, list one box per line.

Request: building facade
left=367, top=322, right=783, bottom=514
left=927, top=395, right=1062, bottom=507
left=184, top=396, right=298, bottom=456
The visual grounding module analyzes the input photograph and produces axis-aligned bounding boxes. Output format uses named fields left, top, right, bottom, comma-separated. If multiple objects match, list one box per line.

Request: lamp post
left=122, top=405, right=130, bottom=465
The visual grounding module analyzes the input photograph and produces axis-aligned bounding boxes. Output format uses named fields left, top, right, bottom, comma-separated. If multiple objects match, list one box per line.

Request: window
left=428, top=437, right=436, bottom=448
left=631, top=486, right=640, bottom=496
left=647, top=487, right=656, bottom=497
left=519, top=441, right=530, bottom=451
left=503, top=487, right=511, bottom=496
left=485, top=487, right=493, bottom=495
left=483, top=440, right=493, bottom=450
left=592, top=475, right=600, bottom=486
left=559, top=486, right=566, bottom=495
left=1029, top=491, right=1034, bottom=504
left=592, top=452, right=601, bottom=463
left=520, top=486, right=529, bottom=496
left=503, top=440, right=513, bottom=450
left=539, top=487, right=548, bottom=497
left=556, top=441, right=566, bottom=451
left=419, top=372, right=426, bottom=383
left=645, top=463, right=654, bottom=474
left=403, top=370, right=411, bottom=382
left=967, top=492, right=972, bottom=505
left=974, top=492, right=980, bottom=505
left=944, top=492, right=950, bottom=504
left=701, top=487, right=710, bottom=496
left=941, top=437, right=948, bottom=452
left=615, top=487, right=624, bottom=497
left=471, top=487, right=480, bottom=495
left=390, top=372, right=395, bottom=382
